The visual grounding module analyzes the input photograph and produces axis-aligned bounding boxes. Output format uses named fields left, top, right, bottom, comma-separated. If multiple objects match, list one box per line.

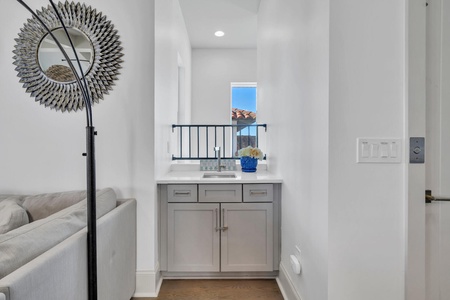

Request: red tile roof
left=232, top=108, right=256, bottom=121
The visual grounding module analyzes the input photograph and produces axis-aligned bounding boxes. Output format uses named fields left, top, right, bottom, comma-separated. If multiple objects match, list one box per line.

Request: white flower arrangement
left=238, top=146, right=264, bottom=160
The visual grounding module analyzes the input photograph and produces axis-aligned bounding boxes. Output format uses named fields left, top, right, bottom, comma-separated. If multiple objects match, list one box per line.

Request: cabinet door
left=220, top=203, right=273, bottom=272
left=168, top=203, right=220, bottom=272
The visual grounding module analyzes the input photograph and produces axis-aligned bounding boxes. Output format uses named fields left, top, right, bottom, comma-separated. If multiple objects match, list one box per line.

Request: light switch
left=362, top=142, right=370, bottom=158
left=357, top=138, right=402, bottom=163
left=391, top=142, right=398, bottom=158
left=371, top=144, right=379, bottom=157
left=380, top=142, right=389, bottom=158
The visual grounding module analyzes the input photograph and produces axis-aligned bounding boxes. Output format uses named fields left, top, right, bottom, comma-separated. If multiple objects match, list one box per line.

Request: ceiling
left=178, top=0, right=260, bottom=49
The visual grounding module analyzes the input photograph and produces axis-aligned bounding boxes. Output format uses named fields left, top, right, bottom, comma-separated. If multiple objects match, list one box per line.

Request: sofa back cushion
left=0, top=198, right=29, bottom=234
left=0, top=188, right=117, bottom=280
left=22, top=190, right=87, bottom=222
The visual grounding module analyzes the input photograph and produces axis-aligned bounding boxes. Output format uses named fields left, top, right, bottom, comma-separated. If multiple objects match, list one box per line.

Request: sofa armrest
left=97, top=198, right=137, bottom=299
left=0, top=198, right=136, bottom=300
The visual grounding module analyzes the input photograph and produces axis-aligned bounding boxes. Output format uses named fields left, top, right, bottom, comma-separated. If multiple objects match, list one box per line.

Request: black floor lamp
left=13, top=1, right=123, bottom=299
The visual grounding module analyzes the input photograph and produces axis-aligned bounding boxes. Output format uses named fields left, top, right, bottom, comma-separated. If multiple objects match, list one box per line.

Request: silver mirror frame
left=13, top=1, right=124, bottom=112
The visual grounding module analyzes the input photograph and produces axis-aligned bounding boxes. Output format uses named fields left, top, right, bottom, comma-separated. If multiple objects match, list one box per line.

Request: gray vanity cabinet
left=159, top=183, right=280, bottom=275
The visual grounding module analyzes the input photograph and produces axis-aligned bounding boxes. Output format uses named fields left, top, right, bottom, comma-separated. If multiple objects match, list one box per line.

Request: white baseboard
left=133, top=263, right=162, bottom=298
left=276, top=262, right=302, bottom=300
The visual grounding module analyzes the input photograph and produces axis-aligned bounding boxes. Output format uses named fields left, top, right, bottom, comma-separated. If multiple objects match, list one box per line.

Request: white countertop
left=156, top=170, right=283, bottom=184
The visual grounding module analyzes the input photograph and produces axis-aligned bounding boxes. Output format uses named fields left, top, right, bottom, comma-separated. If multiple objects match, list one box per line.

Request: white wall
left=191, top=49, right=256, bottom=124
left=155, top=0, right=192, bottom=178
left=257, top=1, right=329, bottom=299
left=406, top=1, right=427, bottom=299
left=328, top=1, right=406, bottom=300
left=259, top=0, right=407, bottom=299
left=0, top=0, right=156, bottom=295
left=153, top=1, right=191, bottom=289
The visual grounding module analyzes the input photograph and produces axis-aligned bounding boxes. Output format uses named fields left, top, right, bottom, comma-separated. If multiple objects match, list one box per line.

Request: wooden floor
left=132, top=279, right=284, bottom=300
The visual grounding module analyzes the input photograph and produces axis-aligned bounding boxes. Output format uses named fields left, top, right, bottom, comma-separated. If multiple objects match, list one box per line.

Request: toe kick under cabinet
left=158, top=183, right=281, bottom=277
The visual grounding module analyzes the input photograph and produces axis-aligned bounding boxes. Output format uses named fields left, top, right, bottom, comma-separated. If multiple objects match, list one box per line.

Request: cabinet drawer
left=199, top=184, right=242, bottom=202
left=243, top=184, right=273, bottom=202
left=167, top=185, right=197, bottom=202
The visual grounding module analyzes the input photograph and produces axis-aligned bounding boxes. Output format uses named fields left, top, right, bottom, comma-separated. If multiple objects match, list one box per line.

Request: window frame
left=230, top=82, right=258, bottom=156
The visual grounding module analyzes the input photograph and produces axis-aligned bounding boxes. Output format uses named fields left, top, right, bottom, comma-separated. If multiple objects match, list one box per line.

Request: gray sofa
left=0, top=188, right=136, bottom=300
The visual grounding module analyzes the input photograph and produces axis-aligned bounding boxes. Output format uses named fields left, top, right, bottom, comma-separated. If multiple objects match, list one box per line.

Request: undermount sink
left=202, top=172, right=237, bottom=179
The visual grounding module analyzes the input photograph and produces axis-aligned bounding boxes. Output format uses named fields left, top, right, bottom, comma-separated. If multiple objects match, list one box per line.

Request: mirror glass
left=38, top=27, right=94, bottom=83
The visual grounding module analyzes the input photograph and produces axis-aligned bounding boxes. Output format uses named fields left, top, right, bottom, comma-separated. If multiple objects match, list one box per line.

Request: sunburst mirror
left=13, top=1, right=124, bottom=112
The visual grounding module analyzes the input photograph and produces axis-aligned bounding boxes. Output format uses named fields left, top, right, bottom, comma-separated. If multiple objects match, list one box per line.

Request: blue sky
left=232, top=87, right=257, bottom=112
left=232, top=86, right=257, bottom=136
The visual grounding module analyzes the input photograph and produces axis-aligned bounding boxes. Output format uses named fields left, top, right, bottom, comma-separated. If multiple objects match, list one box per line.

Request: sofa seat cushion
left=22, top=190, right=88, bottom=222
left=0, top=198, right=29, bottom=234
left=0, top=188, right=117, bottom=279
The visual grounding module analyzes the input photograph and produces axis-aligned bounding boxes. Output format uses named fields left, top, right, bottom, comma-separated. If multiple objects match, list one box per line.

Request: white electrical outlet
left=290, top=255, right=301, bottom=275
left=291, top=245, right=302, bottom=275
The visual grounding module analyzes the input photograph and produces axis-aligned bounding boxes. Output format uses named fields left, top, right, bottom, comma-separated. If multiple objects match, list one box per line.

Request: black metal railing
left=172, top=124, right=267, bottom=160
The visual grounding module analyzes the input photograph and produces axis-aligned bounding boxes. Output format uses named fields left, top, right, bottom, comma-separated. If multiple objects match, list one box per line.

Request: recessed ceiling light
left=214, top=31, right=225, bottom=37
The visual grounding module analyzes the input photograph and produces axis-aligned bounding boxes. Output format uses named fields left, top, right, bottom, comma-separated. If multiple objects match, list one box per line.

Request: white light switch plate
left=357, top=138, right=402, bottom=163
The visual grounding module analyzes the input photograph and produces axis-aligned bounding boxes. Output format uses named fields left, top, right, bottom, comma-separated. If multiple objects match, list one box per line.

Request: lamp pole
left=85, top=126, right=97, bottom=300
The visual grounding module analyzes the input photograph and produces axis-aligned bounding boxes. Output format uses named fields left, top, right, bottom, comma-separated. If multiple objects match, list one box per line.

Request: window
left=231, top=82, right=257, bottom=155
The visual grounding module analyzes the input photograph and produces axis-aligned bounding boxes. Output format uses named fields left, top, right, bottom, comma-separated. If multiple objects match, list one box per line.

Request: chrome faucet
left=214, top=146, right=225, bottom=172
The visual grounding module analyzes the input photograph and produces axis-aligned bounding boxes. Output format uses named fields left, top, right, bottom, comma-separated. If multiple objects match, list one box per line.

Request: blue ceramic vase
left=240, top=156, right=258, bottom=172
